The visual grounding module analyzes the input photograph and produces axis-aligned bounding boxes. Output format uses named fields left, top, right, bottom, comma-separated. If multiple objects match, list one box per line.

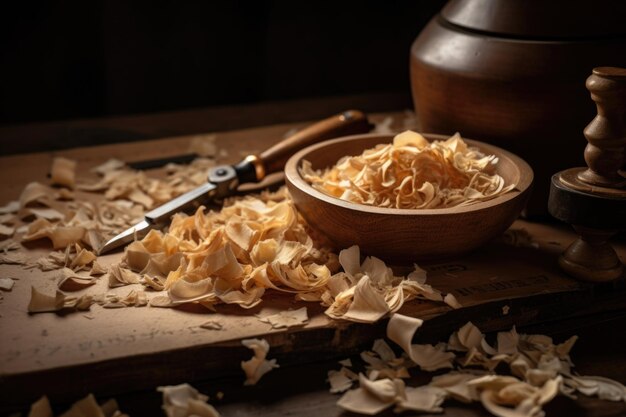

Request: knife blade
left=98, top=110, right=372, bottom=254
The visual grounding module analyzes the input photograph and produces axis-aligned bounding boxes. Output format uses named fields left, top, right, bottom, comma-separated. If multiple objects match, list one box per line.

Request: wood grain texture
left=285, top=133, right=533, bottom=261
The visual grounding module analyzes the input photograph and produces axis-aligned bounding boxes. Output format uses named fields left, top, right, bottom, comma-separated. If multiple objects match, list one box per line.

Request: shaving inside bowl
left=300, top=131, right=515, bottom=209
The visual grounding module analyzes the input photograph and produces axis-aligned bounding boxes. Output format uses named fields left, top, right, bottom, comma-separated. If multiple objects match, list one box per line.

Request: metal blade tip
left=98, top=220, right=151, bottom=255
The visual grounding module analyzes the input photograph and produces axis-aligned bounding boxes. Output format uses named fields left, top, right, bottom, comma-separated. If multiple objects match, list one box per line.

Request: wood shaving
left=70, top=244, right=97, bottom=270
left=28, top=287, right=65, bottom=313
left=91, top=158, right=125, bottom=176
left=0, top=251, right=29, bottom=265
left=200, top=320, right=224, bottom=330
left=120, top=289, right=148, bottom=307
left=50, top=157, right=77, bottom=189
left=31, top=251, right=67, bottom=271
left=19, top=207, right=65, bottom=221
left=158, top=383, right=220, bottom=417
left=444, top=293, right=462, bottom=309
left=565, top=376, right=626, bottom=401
left=334, top=316, right=626, bottom=417
left=0, top=213, right=15, bottom=225
left=22, top=218, right=86, bottom=250
left=0, top=277, right=15, bottom=291
left=108, top=265, right=141, bottom=287
left=78, top=158, right=216, bottom=210
left=324, top=245, right=446, bottom=323
left=258, top=307, right=308, bottom=329
left=339, top=358, right=353, bottom=367
left=387, top=314, right=454, bottom=371
left=0, top=200, right=19, bottom=214
left=57, top=268, right=97, bottom=291
left=328, top=368, right=356, bottom=393
left=0, top=224, right=15, bottom=238
left=301, top=131, right=515, bottom=209
left=27, top=395, right=127, bottom=417
left=19, top=182, right=59, bottom=208
left=241, top=338, right=279, bottom=385
left=337, top=373, right=406, bottom=415
left=90, top=260, right=108, bottom=276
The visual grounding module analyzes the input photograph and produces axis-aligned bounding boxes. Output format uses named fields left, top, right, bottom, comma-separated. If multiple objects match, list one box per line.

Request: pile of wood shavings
left=301, top=130, right=515, bottom=209
left=330, top=314, right=626, bottom=417
left=116, top=189, right=458, bottom=322
left=0, top=154, right=219, bottom=257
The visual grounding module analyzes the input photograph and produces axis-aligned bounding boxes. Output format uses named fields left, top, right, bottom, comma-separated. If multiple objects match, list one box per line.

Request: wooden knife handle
left=254, top=110, right=371, bottom=179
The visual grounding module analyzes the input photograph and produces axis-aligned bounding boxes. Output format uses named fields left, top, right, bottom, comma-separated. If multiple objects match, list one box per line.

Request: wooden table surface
left=0, top=106, right=625, bottom=417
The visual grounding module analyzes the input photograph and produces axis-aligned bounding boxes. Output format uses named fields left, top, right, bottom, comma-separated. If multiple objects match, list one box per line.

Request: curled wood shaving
left=57, top=268, right=97, bottom=291
left=301, top=131, right=515, bottom=209
left=158, top=383, right=220, bottom=417
left=50, top=157, right=77, bottom=189
left=22, top=218, right=86, bottom=250
left=241, top=338, right=279, bottom=385
left=387, top=314, right=454, bottom=372
left=19, top=182, right=59, bottom=208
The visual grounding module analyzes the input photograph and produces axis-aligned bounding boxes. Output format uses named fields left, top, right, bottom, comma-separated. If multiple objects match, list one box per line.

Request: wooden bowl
left=285, top=133, right=533, bottom=262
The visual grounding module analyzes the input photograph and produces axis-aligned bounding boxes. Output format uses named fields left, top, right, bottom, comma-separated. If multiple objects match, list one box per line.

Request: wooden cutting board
left=1, top=116, right=625, bottom=411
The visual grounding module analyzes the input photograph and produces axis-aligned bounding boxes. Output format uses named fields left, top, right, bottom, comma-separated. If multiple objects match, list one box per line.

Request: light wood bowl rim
left=285, top=133, right=534, bottom=216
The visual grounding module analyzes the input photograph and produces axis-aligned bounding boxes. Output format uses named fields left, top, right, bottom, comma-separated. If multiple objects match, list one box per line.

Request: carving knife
left=98, top=110, right=371, bottom=254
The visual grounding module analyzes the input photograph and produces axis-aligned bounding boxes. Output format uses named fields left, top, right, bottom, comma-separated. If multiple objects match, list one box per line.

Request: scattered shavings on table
left=329, top=314, right=626, bottom=417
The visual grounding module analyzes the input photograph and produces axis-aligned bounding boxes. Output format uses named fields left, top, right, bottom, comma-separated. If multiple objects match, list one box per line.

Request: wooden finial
left=548, top=66, right=626, bottom=282
left=577, top=67, right=626, bottom=187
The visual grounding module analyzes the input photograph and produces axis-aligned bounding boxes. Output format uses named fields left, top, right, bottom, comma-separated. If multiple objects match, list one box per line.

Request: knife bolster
left=235, top=155, right=265, bottom=183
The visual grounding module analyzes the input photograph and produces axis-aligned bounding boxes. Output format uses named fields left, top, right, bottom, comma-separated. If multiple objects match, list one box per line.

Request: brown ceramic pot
left=410, top=0, right=626, bottom=216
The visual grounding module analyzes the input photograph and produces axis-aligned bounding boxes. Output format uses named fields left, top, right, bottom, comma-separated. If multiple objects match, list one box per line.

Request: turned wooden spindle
left=578, top=67, right=626, bottom=187
left=548, top=67, right=626, bottom=282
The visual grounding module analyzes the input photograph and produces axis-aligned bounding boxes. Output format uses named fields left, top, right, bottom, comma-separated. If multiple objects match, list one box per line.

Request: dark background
left=0, top=1, right=445, bottom=126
